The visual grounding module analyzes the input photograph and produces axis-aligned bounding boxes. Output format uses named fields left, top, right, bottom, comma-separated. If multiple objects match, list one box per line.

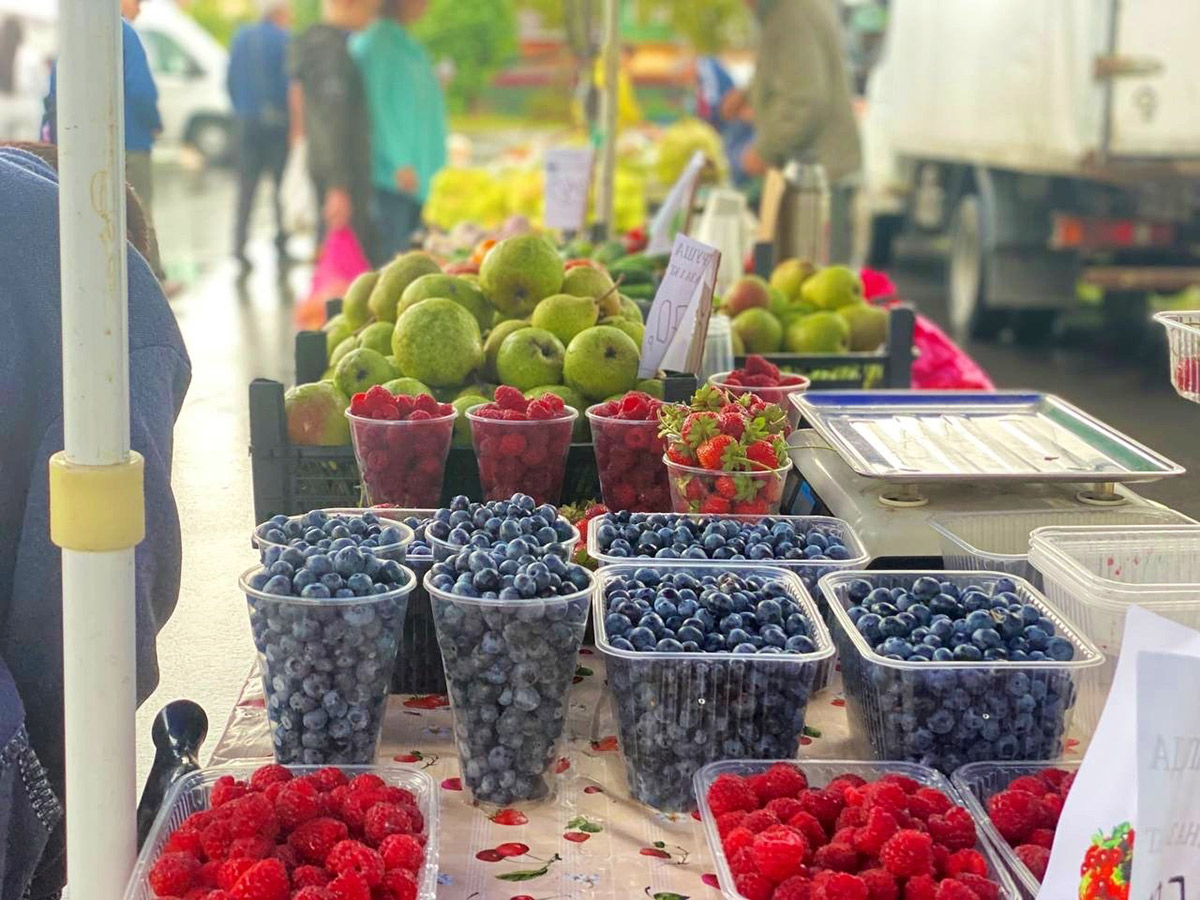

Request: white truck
left=860, top=0, right=1200, bottom=341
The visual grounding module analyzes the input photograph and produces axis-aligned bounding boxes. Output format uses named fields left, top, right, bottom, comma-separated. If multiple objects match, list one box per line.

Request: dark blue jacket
left=44, top=20, right=163, bottom=153
left=227, top=18, right=290, bottom=127
left=0, top=146, right=190, bottom=895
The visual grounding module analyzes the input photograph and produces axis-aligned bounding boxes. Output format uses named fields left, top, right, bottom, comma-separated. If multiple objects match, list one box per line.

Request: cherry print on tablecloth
left=491, top=808, right=530, bottom=826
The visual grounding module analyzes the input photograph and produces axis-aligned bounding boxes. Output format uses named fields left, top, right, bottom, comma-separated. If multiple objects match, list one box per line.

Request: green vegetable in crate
left=591, top=240, right=627, bottom=265
left=397, top=273, right=492, bottom=331
left=368, top=251, right=441, bottom=323
left=620, top=282, right=656, bottom=301
left=391, top=297, right=484, bottom=387
left=341, top=270, right=378, bottom=328
left=285, top=381, right=351, bottom=446
left=608, top=254, right=656, bottom=283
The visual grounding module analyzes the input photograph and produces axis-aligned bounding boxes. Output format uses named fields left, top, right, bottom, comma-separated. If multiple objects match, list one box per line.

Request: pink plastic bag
left=294, top=227, right=371, bottom=330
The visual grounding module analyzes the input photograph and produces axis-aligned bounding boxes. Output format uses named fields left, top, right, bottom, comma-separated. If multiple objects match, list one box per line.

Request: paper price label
left=647, top=149, right=707, bottom=255
left=639, top=233, right=721, bottom=378
left=544, top=147, right=594, bottom=231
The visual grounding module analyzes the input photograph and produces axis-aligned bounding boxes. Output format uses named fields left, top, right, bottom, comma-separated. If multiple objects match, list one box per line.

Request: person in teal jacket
left=351, top=0, right=446, bottom=261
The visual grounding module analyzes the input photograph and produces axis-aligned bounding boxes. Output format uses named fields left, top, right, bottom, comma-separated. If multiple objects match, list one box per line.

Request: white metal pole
left=56, top=0, right=138, bottom=896
left=595, top=0, right=620, bottom=239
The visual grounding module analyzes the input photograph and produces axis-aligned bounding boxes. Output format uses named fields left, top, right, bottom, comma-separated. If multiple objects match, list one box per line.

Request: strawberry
left=696, top=434, right=741, bottom=470
left=665, top=441, right=696, bottom=466
left=745, top=437, right=784, bottom=470
left=681, top=412, right=719, bottom=448
left=716, top=408, right=747, bottom=439
left=701, top=496, right=733, bottom=514
left=715, top=476, right=739, bottom=499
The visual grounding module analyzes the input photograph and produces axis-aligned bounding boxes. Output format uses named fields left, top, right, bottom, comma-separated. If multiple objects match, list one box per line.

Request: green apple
left=392, top=297, right=484, bottom=387
left=531, top=294, right=598, bottom=346
left=562, top=266, right=620, bottom=317
left=563, top=325, right=640, bottom=401
left=342, top=270, right=379, bottom=327
left=837, top=303, right=889, bottom=351
left=334, top=347, right=395, bottom=396
left=496, top=327, right=565, bottom=391
left=480, top=235, right=564, bottom=316
left=635, top=378, right=664, bottom=399
left=329, top=334, right=360, bottom=370
left=618, top=294, right=644, bottom=323
left=457, top=382, right=498, bottom=400
left=285, top=381, right=351, bottom=446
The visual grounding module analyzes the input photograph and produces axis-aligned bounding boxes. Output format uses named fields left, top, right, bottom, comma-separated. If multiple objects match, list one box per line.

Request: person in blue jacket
left=0, top=144, right=190, bottom=898
left=228, top=0, right=292, bottom=276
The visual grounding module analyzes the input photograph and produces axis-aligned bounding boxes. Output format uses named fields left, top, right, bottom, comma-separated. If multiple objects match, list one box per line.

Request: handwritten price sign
left=544, top=147, right=594, bottom=231
left=639, top=234, right=721, bottom=378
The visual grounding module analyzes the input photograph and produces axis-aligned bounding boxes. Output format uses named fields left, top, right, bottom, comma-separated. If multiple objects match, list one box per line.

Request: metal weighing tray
left=791, top=391, right=1183, bottom=506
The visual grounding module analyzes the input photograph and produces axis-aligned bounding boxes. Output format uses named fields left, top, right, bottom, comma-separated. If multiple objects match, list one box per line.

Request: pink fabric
left=295, top=228, right=372, bottom=329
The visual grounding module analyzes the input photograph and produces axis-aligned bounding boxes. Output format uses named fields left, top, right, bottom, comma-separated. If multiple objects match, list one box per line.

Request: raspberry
left=211, top=776, right=248, bottom=808
left=927, top=808, right=977, bottom=852
left=379, top=832, right=425, bottom=872
left=229, top=794, right=277, bottom=840
left=931, top=844, right=948, bottom=876
left=1006, top=775, right=1048, bottom=795
left=729, top=846, right=760, bottom=877
left=248, top=764, right=293, bottom=793
left=831, top=827, right=859, bottom=847
left=201, top=822, right=235, bottom=861
left=1040, top=768, right=1070, bottom=791
left=879, top=830, right=934, bottom=878
left=986, top=791, right=1041, bottom=843
left=326, top=840, right=385, bottom=887
left=767, top=798, right=806, bottom=822
left=164, top=824, right=205, bottom=858
left=707, top=773, right=759, bottom=816
left=934, top=879, right=977, bottom=900
left=775, top=875, right=814, bottom=900
left=799, top=789, right=845, bottom=829
left=788, top=811, right=829, bottom=849
left=275, top=780, right=322, bottom=830
left=195, top=860, right=221, bottom=888
left=326, top=870, right=371, bottom=900
left=149, top=852, right=200, bottom=896
left=337, top=791, right=378, bottom=831
left=828, top=775, right=868, bottom=795
left=905, top=875, right=938, bottom=900
left=230, top=859, right=289, bottom=900
left=289, top=817, right=349, bottom=864
left=734, top=872, right=774, bottom=900
left=363, top=802, right=414, bottom=846
left=381, top=867, right=419, bottom=900
left=862, top=782, right=908, bottom=815
left=227, top=837, right=273, bottom=861
left=812, top=871, right=869, bottom=900
left=751, top=825, right=809, bottom=882
left=944, top=850, right=987, bottom=878
left=1027, top=828, right=1056, bottom=849
left=908, top=789, right=953, bottom=821
left=723, top=826, right=756, bottom=859
left=1014, top=844, right=1050, bottom=880
left=494, top=385, right=526, bottom=412
left=854, top=808, right=899, bottom=856
left=860, top=869, right=898, bottom=900
left=716, top=811, right=749, bottom=837
left=217, top=858, right=258, bottom=890
left=310, top=767, right=348, bottom=792
left=742, top=809, right=782, bottom=834
left=292, top=889, right=335, bottom=900
left=1058, top=772, right=1075, bottom=796
left=752, top=763, right=808, bottom=801
left=272, top=842, right=299, bottom=871
left=956, top=874, right=1001, bottom=900
left=813, top=842, right=859, bottom=873
left=836, top=806, right=868, bottom=832
left=292, top=865, right=332, bottom=888
left=1039, top=793, right=1063, bottom=826
left=880, top=775, right=921, bottom=795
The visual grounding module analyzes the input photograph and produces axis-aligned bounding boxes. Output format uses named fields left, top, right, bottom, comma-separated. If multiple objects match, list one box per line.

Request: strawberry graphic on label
left=590, top=736, right=619, bottom=752
left=554, top=758, right=570, bottom=774
left=563, top=832, right=591, bottom=843
left=491, top=808, right=530, bottom=827
left=495, top=842, right=530, bottom=858
left=583, top=785, right=604, bottom=794
left=440, top=777, right=462, bottom=791
left=476, top=848, right=505, bottom=862
left=640, top=840, right=690, bottom=864
left=1079, top=823, right=1134, bottom=900
left=403, top=694, right=449, bottom=709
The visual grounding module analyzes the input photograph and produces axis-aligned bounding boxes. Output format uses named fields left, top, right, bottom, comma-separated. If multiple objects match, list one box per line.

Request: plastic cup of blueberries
left=240, top=562, right=416, bottom=766
left=466, top=404, right=578, bottom=505
left=253, top=508, right=415, bottom=564
left=707, top=371, right=811, bottom=427
left=585, top=405, right=671, bottom=512
left=593, top=564, right=835, bottom=812
left=819, top=570, right=1104, bottom=774
left=346, top=409, right=458, bottom=508
left=663, top=456, right=794, bottom=516
left=427, top=519, right=580, bottom=563
left=425, top=567, right=593, bottom=808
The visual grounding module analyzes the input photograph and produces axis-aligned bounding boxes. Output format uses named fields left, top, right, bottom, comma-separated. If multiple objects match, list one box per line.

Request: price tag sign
left=544, top=147, right=594, bottom=231
left=646, top=150, right=707, bottom=255
left=639, top=233, right=721, bottom=378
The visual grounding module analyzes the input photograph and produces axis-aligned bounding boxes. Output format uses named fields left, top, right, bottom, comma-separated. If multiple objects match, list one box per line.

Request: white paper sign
left=647, top=150, right=706, bottom=255
left=639, top=233, right=721, bottom=378
left=544, top=147, right=594, bottom=231
left=1039, top=608, right=1200, bottom=900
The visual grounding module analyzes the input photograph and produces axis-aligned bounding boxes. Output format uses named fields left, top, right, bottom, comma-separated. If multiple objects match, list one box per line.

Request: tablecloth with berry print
left=210, top=652, right=1086, bottom=900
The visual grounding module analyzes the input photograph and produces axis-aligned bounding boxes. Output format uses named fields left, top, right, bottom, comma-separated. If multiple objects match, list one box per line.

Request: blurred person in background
left=741, top=0, right=861, bottom=262
left=695, top=55, right=756, bottom=188
left=351, top=0, right=446, bottom=261
left=0, top=17, right=50, bottom=140
left=289, top=0, right=379, bottom=258
left=228, top=0, right=293, bottom=277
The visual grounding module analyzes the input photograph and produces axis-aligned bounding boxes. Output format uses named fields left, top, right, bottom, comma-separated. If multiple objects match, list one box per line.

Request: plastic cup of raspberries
left=694, top=759, right=1018, bottom=900
left=425, top=543, right=594, bottom=808
left=346, top=386, right=458, bottom=508
left=134, top=762, right=438, bottom=900
left=709, top=354, right=811, bottom=426
left=425, top=494, right=580, bottom=562
left=467, top=387, right=578, bottom=505
left=254, top=508, right=415, bottom=564
left=585, top=391, right=671, bottom=512
left=240, top=548, right=416, bottom=766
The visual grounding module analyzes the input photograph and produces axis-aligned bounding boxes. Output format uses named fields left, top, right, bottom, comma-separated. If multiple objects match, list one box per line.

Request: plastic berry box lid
left=586, top=513, right=870, bottom=573
left=592, top=563, right=835, bottom=666
left=951, top=760, right=1081, bottom=899
left=694, top=758, right=1022, bottom=900
left=125, top=764, right=440, bottom=900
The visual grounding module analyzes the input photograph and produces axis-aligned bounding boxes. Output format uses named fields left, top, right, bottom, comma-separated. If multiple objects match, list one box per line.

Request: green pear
left=392, top=297, right=484, bottom=387
left=382, top=377, right=432, bottom=397
left=600, top=315, right=645, bottom=348
left=724, top=275, right=772, bottom=317
left=457, top=382, right=498, bottom=400
left=334, top=347, right=395, bottom=397
left=451, top=394, right=487, bottom=445
left=618, top=294, right=644, bottom=323
left=563, top=266, right=620, bottom=317
left=838, top=303, right=889, bottom=351
left=563, top=325, right=640, bottom=401
left=285, top=381, right=350, bottom=446
left=398, top=273, right=493, bottom=331
left=496, top=328, right=565, bottom=391
left=784, top=311, right=850, bottom=353
left=531, top=294, right=599, bottom=346
left=635, top=378, right=665, bottom=399
left=800, top=265, right=865, bottom=311
left=480, top=235, right=564, bottom=316
left=732, top=308, right=784, bottom=353
left=368, top=252, right=441, bottom=323
left=483, top=320, right=532, bottom=382
left=323, top=313, right=354, bottom=359
left=358, top=321, right=395, bottom=357
left=770, top=258, right=815, bottom=302
left=342, top=270, right=379, bottom=327
left=329, top=335, right=360, bottom=369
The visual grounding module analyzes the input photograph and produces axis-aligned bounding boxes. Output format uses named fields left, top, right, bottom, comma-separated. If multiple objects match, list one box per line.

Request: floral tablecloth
left=210, top=653, right=1084, bottom=900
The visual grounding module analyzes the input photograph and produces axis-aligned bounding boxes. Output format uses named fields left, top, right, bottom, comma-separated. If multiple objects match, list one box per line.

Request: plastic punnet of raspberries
left=588, top=391, right=671, bottom=511
left=347, top=389, right=457, bottom=507
left=716, top=354, right=810, bottom=404
left=468, top=387, right=578, bottom=504
left=142, top=763, right=427, bottom=899
left=984, top=766, right=1077, bottom=885
left=705, top=768, right=1003, bottom=900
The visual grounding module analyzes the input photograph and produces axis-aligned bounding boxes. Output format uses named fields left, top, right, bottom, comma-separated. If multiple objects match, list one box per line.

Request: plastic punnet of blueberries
left=596, top=565, right=833, bottom=812
left=241, top=546, right=416, bottom=766
left=425, top=517, right=594, bottom=807
left=254, top=509, right=414, bottom=563
left=425, top=494, right=578, bottom=561
left=825, top=572, right=1099, bottom=773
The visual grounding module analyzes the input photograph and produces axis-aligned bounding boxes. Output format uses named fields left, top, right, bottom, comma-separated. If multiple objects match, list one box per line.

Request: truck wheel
left=948, top=194, right=1005, bottom=341
left=185, top=116, right=232, bottom=166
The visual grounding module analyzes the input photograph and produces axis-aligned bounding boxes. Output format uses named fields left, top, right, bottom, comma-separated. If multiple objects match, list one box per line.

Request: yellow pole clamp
left=49, top=450, right=146, bottom=552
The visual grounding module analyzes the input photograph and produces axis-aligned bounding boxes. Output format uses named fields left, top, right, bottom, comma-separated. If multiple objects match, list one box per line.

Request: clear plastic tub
left=951, top=760, right=1080, bottom=900
left=428, top=522, right=580, bottom=562
left=708, top=370, right=812, bottom=426
left=820, top=570, right=1104, bottom=773
left=664, top=456, right=794, bottom=515
left=377, top=509, right=446, bottom=695
left=125, top=764, right=440, bottom=900
left=241, top=563, right=416, bottom=764
left=426, top=570, right=593, bottom=807
left=585, top=405, right=671, bottom=512
left=594, top=564, right=834, bottom=811
left=347, top=409, right=458, bottom=508
left=931, top=506, right=1195, bottom=588
left=467, top=405, right=578, bottom=504
left=1154, top=310, right=1200, bottom=402
left=253, top=508, right=416, bottom=563
left=695, top=759, right=1021, bottom=900
left=1029, top=524, right=1200, bottom=714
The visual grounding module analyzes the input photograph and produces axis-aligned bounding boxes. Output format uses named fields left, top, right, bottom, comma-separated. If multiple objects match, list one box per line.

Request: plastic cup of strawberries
left=709, top=355, right=811, bottom=427
left=585, top=391, right=671, bottom=512
left=659, top=385, right=794, bottom=516
left=346, top=386, right=458, bottom=509
left=467, top=386, right=578, bottom=505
